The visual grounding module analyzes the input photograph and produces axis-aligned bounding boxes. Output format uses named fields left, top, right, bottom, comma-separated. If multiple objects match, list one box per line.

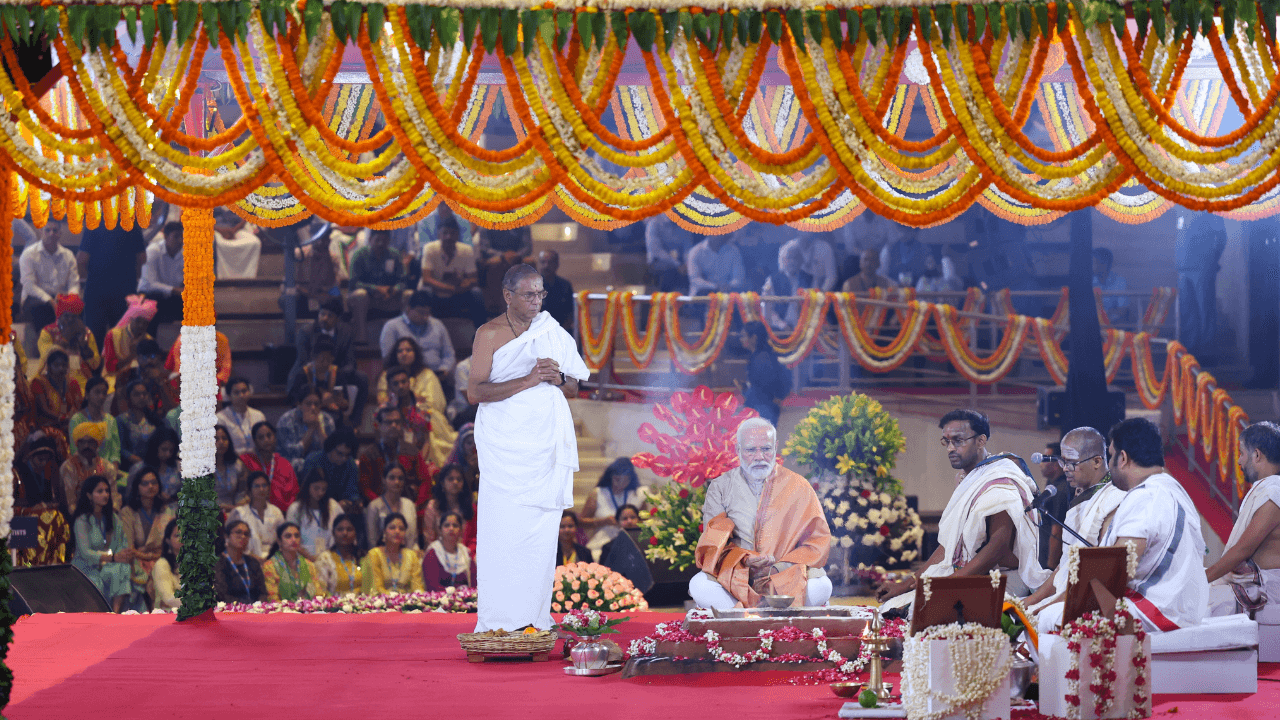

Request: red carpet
left=1164, top=439, right=1237, bottom=544
left=6, top=612, right=1280, bottom=719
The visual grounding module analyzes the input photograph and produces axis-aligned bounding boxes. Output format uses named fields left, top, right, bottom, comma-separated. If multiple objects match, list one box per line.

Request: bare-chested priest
left=689, top=418, right=833, bottom=609
left=878, top=409, right=1049, bottom=610
left=1025, top=427, right=1126, bottom=614
left=1206, top=421, right=1280, bottom=617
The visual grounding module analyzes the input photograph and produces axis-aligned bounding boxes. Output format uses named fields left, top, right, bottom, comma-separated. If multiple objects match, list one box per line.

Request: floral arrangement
left=782, top=393, right=905, bottom=494
left=1060, top=604, right=1151, bottom=720
left=902, top=622, right=1012, bottom=720
left=819, top=475, right=923, bottom=569
left=633, top=386, right=756, bottom=569
left=211, top=588, right=479, bottom=615
left=551, top=562, right=649, bottom=613
left=557, top=608, right=630, bottom=638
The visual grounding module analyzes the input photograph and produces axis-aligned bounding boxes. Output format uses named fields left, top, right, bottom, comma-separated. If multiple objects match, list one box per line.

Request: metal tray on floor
left=563, top=662, right=625, bottom=676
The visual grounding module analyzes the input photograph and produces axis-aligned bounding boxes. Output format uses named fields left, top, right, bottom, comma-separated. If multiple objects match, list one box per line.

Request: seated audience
left=215, top=519, right=267, bottom=604
left=230, top=472, right=285, bottom=560
left=70, top=475, right=139, bottom=613
left=319, top=387, right=355, bottom=435
left=915, top=254, right=964, bottom=295
left=447, top=356, right=476, bottom=428
left=216, top=377, right=267, bottom=456
left=276, top=390, right=333, bottom=472
left=740, top=322, right=792, bottom=426
left=842, top=248, right=897, bottom=293
left=687, top=234, right=746, bottom=295
left=377, top=337, right=456, bottom=467
left=287, top=336, right=363, bottom=428
left=151, top=518, right=182, bottom=610
left=537, top=250, right=575, bottom=334
left=580, top=457, right=648, bottom=558
left=644, top=214, right=692, bottom=293
left=164, top=330, right=232, bottom=389
left=212, top=207, right=262, bottom=279
left=362, top=513, right=426, bottom=594
left=761, top=243, right=810, bottom=332
left=31, top=349, right=81, bottom=428
left=286, top=468, right=343, bottom=561
left=419, top=214, right=485, bottom=326
left=596, top=504, right=654, bottom=592
left=69, top=377, right=120, bottom=469
left=102, top=295, right=156, bottom=386
left=60, top=421, right=118, bottom=514
left=478, top=228, right=533, bottom=318
left=241, top=421, right=299, bottom=513
left=358, top=406, right=436, bottom=504
left=365, top=464, right=419, bottom=551
left=382, top=366, right=432, bottom=458
left=557, top=511, right=592, bottom=566
left=263, top=522, right=325, bottom=601
left=378, top=291, right=457, bottom=379
left=1207, top=421, right=1280, bottom=616
left=1035, top=418, right=1209, bottom=635
left=19, top=217, right=79, bottom=334
left=300, top=431, right=361, bottom=513
left=422, top=463, right=477, bottom=551
left=320, top=513, right=365, bottom=596
left=1093, top=246, right=1130, bottom=323
left=423, top=512, right=476, bottom=591
left=289, top=296, right=367, bottom=421
left=349, top=229, right=414, bottom=344
left=116, top=380, right=159, bottom=471
left=137, top=221, right=184, bottom=335
left=14, top=435, right=62, bottom=518
left=114, top=339, right=178, bottom=415
left=213, top=425, right=248, bottom=512
left=140, top=427, right=181, bottom=501
left=119, top=466, right=174, bottom=602
left=447, top=423, right=480, bottom=488
left=37, top=294, right=101, bottom=389
left=879, top=225, right=931, bottom=288
left=778, top=234, right=837, bottom=292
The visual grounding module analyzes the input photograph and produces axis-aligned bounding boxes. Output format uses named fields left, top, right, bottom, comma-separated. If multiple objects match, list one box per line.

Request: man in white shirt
left=1036, top=418, right=1210, bottom=635
left=19, top=218, right=79, bottom=333
left=687, top=234, right=746, bottom=296
left=778, top=235, right=837, bottom=292
left=138, top=222, right=184, bottom=335
left=419, top=216, right=486, bottom=326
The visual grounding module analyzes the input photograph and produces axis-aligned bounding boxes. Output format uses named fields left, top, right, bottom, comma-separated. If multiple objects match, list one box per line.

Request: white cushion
left=1257, top=601, right=1280, bottom=625
left=1150, top=614, right=1258, bottom=654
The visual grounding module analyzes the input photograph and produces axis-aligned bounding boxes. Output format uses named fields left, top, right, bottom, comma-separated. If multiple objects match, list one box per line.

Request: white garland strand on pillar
left=0, top=343, right=13, bottom=537
left=178, top=325, right=217, bottom=478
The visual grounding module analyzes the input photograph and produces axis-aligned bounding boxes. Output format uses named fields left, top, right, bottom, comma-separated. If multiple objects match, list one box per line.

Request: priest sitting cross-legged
left=1035, top=418, right=1209, bottom=636
left=1206, top=421, right=1280, bottom=617
left=689, top=418, right=833, bottom=609
left=877, top=409, right=1050, bottom=611
left=1025, top=426, right=1127, bottom=614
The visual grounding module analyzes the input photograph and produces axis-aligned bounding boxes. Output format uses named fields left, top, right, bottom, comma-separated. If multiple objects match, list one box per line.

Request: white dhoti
left=1208, top=475, right=1280, bottom=618
left=689, top=572, right=833, bottom=610
left=473, top=311, right=589, bottom=632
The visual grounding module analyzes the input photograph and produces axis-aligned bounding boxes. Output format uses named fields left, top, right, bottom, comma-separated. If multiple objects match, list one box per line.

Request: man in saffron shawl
left=690, top=418, right=833, bottom=609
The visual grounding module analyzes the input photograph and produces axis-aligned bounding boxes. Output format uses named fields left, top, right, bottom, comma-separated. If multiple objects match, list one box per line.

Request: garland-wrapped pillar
left=175, top=206, right=219, bottom=620
left=0, top=170, right=17, bottom=708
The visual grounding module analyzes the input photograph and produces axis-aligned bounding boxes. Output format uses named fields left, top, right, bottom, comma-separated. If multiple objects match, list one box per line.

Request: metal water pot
left=570, top=637, right=610, bottom=670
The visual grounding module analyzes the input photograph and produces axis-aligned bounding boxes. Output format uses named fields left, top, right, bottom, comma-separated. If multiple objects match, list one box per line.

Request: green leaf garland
left=175, top=474, right=220, bottom=621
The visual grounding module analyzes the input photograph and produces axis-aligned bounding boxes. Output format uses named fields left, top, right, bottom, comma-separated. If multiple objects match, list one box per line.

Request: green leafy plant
left=782, top=392, right=905, bottom=494
left=175, top=474, right=220, bottom=620
left=638, top=482, right=705, bottom=570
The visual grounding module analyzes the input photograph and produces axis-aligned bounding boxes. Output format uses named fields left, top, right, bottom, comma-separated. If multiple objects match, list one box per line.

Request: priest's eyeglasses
left=1058, top=455, right=1101, bottom=472
left=513, top=290, right=548, bottom=302
left=939, top=435, right=978, bottom=449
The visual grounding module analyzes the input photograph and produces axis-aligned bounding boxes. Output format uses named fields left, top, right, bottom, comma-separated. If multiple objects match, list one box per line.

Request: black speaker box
left=8, top=565, right=112, bottom=615
left=1037, top=386, right=1127, bottom=433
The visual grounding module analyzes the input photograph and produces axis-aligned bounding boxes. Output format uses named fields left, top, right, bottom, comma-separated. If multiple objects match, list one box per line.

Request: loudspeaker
left=8, top=565, right=112, bottom=615
left=1037, top=386, right=1127, bottom=432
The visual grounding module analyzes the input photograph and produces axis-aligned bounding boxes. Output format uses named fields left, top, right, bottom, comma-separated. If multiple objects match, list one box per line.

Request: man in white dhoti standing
left=1025, top=427, right=1126, bottom=614
left=877, top=409, right=1049, bottom=610
left=1035, top=418, right=1209, bottom=635
left=468, top=264, right=589, bottom=632
left=1206, top=421, right=1280, bottom=617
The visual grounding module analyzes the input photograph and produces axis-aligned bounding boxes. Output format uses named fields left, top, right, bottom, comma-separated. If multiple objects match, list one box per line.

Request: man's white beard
left=743, top=461, right=773, bottom=482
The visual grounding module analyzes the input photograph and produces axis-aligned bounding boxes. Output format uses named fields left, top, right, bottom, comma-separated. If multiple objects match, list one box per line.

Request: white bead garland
left=902, top=623, right=1011, bottom=720
left=0, top=343, right=14, bottom=538
left=178, top=325, right=218, bottom=478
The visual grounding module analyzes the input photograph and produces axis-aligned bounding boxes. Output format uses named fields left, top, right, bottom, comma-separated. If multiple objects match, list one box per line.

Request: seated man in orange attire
left=690, top=418, right=832, bottom=609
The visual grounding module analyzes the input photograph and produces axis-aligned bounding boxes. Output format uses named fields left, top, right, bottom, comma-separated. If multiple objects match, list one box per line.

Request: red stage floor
left=6, top=612, right=1280, bottom=719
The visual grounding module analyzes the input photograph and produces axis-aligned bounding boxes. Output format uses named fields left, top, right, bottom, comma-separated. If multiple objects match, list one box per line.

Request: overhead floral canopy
left=0, top=0, right=1277, bottom=233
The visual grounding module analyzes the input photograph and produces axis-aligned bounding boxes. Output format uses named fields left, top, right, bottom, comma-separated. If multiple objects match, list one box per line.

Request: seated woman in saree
left=215, top=519, right=267, bottom=605
left=151, top=518, right=183, bottom=611
left=423, top=511, right=476, bottom=591
left=119, top=466, right=175, bottom=604
left=362, top=513, right=425, bottom=595
left=263, top=522, right=325, bottom=602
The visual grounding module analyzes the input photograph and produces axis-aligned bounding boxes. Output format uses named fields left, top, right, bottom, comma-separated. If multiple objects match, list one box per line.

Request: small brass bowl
left=761, top=595, right=794, bottom=608
left=829, top=682, right=865, bottom=698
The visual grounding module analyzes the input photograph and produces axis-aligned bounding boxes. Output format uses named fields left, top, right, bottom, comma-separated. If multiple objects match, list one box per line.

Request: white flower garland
left=178, top=326, right=218, bottom=478
left=0, top=343, right=14, bottom=538
left=1060, top=603, right=1151, bottom=720
left=1065, top=544, right=1081, bottom=588
left=902, top=623, right=1010, bottom=720
left=921, top=575, right=932, bottom=604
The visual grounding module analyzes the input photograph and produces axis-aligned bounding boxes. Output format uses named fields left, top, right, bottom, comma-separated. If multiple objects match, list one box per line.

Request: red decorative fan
left=631, top=385, right=758, bottom=488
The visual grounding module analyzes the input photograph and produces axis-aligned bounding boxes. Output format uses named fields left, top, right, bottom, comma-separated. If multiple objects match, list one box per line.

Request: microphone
left=1024, top=484, right=1058, bottom=513
left=1030, top=452, right=1060, bottom=464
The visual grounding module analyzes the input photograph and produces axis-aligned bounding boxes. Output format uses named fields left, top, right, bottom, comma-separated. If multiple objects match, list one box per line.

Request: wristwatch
left=556, top=372, right=567, bottom=386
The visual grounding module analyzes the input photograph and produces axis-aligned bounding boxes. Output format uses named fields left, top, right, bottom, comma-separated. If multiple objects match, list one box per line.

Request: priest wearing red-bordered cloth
left=690, top=418, right=832, bottom=609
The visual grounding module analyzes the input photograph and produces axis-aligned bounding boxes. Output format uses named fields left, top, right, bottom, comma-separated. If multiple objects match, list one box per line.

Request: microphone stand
left=1030, top=504, right=1095, bottom=547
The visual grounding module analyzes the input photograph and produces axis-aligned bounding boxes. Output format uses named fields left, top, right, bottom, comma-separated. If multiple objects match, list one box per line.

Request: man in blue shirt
left=76, top=225, right=147, bottom=342
left=1174, top=212, right=1228, bottom=362
left=348, top=229, right=414, bottom=344
left=1092, top=247, right=1131, bottom=324
left=379, top=290, right=457, bottom=376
